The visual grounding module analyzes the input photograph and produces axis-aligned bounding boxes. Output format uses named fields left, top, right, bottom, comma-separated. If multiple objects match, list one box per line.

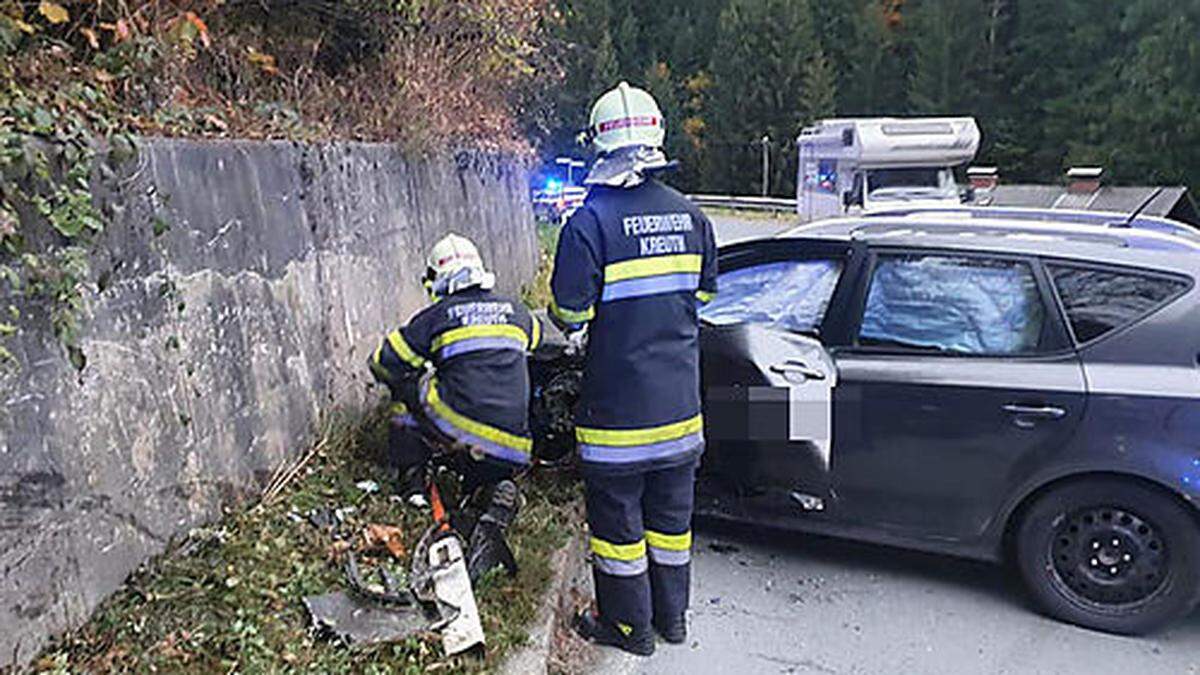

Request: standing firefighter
left=552, top=82, right=718, bottom=656
left=370, top=233, right=542, bottom=581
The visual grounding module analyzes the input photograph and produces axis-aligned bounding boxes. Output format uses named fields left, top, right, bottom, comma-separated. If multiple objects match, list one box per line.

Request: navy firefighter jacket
left=371, top=287, right=542, bottom=467
left=550, top=178, right=718, bottom=474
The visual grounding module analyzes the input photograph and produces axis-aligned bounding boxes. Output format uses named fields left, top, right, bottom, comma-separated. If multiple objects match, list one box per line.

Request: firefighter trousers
left=585, top=459, right=697, bottom=634
left=389, top=418, right=514, bottom=494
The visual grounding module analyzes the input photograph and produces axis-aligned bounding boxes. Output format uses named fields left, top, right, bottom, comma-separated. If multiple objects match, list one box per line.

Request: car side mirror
left=842, top=190, right=862, bottom=209
left=961, top=185, right=976, bottom=203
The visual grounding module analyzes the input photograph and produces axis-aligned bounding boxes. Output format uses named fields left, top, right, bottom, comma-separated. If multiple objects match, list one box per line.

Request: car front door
left=830, top=249, right=1087, bottom=542
left=696, top=239, right=861, bottom=523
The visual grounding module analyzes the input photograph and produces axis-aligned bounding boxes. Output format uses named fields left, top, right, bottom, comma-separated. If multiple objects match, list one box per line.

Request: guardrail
left=687, top=194, right=797, bottom=213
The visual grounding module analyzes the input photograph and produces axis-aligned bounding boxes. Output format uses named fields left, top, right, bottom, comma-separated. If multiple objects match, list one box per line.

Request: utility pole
left=760, top=135, right=771, bottom=197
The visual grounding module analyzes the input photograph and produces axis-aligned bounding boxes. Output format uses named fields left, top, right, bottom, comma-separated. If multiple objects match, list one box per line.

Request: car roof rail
left=861, top=205, right=1198, bottom=239
left=847, top=220, right=1200, bottom=253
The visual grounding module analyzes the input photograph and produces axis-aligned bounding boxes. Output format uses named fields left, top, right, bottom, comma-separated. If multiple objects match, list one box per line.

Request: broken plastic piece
left=303, top=592, right=427, bottom=645
left=429, top=535, right=485, bottom=655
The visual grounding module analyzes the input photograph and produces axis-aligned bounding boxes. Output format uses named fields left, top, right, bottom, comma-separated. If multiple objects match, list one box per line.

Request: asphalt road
left=591, top=210, right=1200, bottom=674
left=593, top=527, right=1200, bottom=675
left=706, top=209, right=798, bottom=244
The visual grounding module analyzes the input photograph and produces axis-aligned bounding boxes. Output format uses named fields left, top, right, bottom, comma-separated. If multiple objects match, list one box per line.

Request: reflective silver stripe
left=592, top=555, right=649, bottom=577
left=601, top=273, right=700, bottom=302
left=579, top=431, right=704, bottom=464
left=437, top=336, right=526, bottom=359
left=392, top=413, right=418, bottom=428
left=423, top=410, right=532, bottom=465
left=648, top=546, right=690, bottom=566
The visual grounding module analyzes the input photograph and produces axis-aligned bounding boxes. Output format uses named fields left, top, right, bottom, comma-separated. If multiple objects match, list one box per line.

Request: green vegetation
left=35, top=406, right=581, bottom=674
left=520, top=218, right=562, bottom=312
left=540, top=0, right=1200, bottom=197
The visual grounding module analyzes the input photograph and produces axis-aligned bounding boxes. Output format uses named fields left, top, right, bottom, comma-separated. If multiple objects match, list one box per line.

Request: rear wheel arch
left=1000, top=471, right=1200, bottom=561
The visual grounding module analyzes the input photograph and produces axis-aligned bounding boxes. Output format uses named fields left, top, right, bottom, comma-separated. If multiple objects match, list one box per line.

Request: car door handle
left=1002, top=404, right=1067, bottom=419
left=770, top=361, right=826, bottom=381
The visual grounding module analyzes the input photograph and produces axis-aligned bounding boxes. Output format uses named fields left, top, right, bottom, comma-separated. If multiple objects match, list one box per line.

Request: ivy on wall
left=0, top=4, right=136, bottom=368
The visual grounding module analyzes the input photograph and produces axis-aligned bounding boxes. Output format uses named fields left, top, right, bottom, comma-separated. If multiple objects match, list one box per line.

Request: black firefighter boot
left=574, top=611, right=656, bottom=657
left=467, top=479, right=520, bottom=583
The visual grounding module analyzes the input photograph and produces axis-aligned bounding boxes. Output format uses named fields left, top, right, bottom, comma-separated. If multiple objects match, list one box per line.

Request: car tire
left=1015, top=478, right=1200, bottom=635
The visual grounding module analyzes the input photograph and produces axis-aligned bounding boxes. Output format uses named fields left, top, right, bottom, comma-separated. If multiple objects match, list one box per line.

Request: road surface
left=593, top=527, right=1200, bottom=675
left=592, top=209, right=1200, bottom=674
left=706, top=209, right=797, bottom=244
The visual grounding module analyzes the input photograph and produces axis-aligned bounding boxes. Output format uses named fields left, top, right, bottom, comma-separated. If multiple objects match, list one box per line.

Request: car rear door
left=830, top=248, right=1087, bottom=541
left=697, top=239, right=861, bottom=522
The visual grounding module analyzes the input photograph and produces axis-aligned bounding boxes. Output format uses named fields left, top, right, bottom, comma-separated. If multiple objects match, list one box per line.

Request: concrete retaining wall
left=0, top=138, right=538, bottom=668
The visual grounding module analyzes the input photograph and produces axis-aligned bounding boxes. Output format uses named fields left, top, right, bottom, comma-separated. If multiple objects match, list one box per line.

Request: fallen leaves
left=327, top=539, right=352, bottom=559
left=80, top=27, right=100, bottom=50
left=10, top=17, right=36, bottom=34
left=37, top=2, right=69, bottom=25
left=183, top=12, right=210, bottom=49
left=363, top=524, right=407, bottom=560
left=153, top=631, right=192, bottom=662
left=98, top=19, right=132, bottom=44
left=246, top=48, right=279, bottom=76
left=203, top=113, right=228, bottom=132
left=166, top=11, right=212, bottom=52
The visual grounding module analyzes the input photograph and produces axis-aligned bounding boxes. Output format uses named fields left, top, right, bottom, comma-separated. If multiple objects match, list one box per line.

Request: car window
left=700, top=259, right=843, bottom=334
left=859, top=254, right=1046, bottom=355
left=1049, top=264, right=1190, bottom=343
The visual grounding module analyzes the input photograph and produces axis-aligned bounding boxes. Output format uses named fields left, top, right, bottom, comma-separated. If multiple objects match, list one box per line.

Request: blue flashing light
left=545, top=179, right=563, bottom=192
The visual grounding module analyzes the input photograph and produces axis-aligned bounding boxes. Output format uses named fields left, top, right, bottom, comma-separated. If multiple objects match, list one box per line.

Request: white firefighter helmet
left=424, top=233, right=495, bottom=298
left=588, top=81, right=665, bottom=154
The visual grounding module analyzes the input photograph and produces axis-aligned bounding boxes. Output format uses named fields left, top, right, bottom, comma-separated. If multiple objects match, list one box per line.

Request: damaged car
left=531, top=213, right=1200, bottom=636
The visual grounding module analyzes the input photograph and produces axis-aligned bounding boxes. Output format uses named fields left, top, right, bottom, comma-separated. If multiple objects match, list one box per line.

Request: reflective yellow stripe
left=695, top=289, right=716, bottom=304
left=576, top=413, right=704, bottom=447
left=369, top=343, right=391, bottom=381
left=604, top=254, right=702, bottom=283
left=387, top=330, right=427, bottom=368
left=550, top=298, right=595, bottom=324
left=530, top=315, right=542, bottom=350
left=646, top=530, right=692, bottom=552
left=426, top=380, right=532, bottom=453
left=431, top=324, right=529, bottom=352
left=590, top=537, right=646, bottom=561
left=389, top=402, right=410, bottom=416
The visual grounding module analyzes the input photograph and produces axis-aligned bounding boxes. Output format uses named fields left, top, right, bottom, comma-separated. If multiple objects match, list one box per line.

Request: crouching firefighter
left=552, top=82, right=718, bottom=656
left=369, top=233, right=543, bottom=582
